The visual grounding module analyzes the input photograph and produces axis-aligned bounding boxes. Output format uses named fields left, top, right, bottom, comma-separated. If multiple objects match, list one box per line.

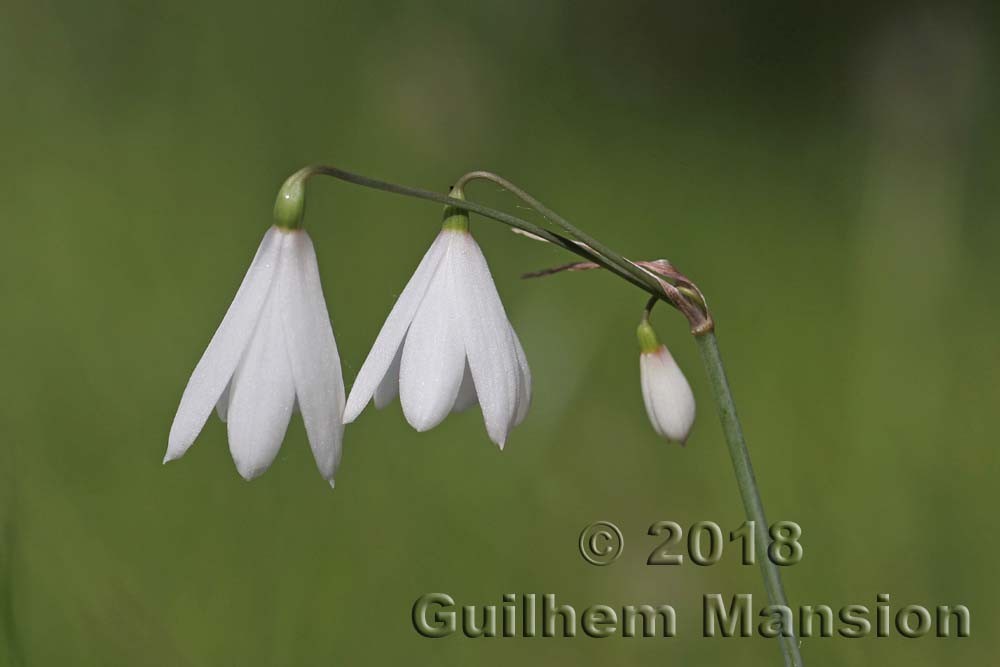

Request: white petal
left=343, top=232, right=449, bottom=422
left=510, top=326, right=532, bottom=427
left=451, top=362, right=478, bottom=413
left=640, top=346, right=696, bottom=444
left=374, top=345, right=402, bottom=409
left=216, top=383, right=230, bottom=423
left=451, top=231, right=520, bottom=448
left=399, top=249, right=466, bottom=431
left=226, top=289, right=297, bottom=481
left=278, top=230, right=345, bottom=482
left=166, top=227, right=283, bottom=463
left=640, top=356, right=658, bottom=432
left=448, top=330, right=528, bottom=421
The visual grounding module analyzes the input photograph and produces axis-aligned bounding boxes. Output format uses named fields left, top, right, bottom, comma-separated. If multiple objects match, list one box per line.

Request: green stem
left=452, top=170, right=665, bottom=294
left=453, top=170, right=710, bottom=329
left=695, top=332, right=803, bottom=667
left=288, top=165, right=664, bottom=297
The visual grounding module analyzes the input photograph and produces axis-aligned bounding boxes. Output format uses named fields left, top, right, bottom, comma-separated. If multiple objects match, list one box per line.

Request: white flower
left=343, top=224, right=530, bottom=448
left=165, top=226, right=345, bottom=484
left=638, top=321, right=695, bottom=444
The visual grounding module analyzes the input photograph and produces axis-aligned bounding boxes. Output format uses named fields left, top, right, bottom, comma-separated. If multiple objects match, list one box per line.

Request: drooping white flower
left=344, top=199, right=530, bottom=448
left=638, top=320, right=695, bottom=444
left=165, top=226, right=345, bottom=484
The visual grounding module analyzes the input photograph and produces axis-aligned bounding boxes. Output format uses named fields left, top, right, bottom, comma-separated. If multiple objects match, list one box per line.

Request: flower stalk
left=271, top=163, right=801, bottom=666
left=272, top=166, right=692, bottom=310
left=696, top=332, right=803, bottom=667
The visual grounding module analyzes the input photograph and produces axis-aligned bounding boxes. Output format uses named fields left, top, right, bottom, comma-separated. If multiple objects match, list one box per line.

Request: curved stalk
left=452, top=170, right=665, bottom=294
left=283, top=165, right=660, bottom=297
left=453, top=170, right=711, bottom=332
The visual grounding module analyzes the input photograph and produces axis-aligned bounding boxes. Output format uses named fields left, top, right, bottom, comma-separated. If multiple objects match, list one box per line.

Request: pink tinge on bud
left=639, top=345, right=696, bottom=444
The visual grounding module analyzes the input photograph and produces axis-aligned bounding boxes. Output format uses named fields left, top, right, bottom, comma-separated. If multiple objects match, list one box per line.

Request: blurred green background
left=2, top=1, right=998, bottom=665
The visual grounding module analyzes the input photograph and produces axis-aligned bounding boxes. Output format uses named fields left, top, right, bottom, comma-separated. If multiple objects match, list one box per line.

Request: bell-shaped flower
left=344, top=195, right=530, bottom=448
left=165, top=226, right=345, bottom=484
left=637, top=319, right=695, bottom=444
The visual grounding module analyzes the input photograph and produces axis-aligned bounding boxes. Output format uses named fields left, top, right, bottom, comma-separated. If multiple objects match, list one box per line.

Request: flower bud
left=637, top=320, right=695, bottom=444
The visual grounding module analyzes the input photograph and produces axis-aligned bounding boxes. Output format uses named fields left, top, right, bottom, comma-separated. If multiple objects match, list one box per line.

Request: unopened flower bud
left=637, top=320, right=695, bottom=444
